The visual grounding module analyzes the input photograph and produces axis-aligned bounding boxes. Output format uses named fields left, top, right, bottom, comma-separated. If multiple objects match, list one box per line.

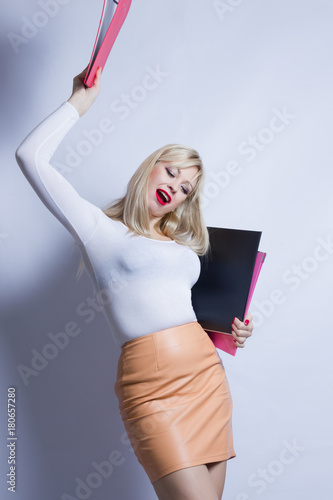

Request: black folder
left=191, top=227, right=266, bottom=355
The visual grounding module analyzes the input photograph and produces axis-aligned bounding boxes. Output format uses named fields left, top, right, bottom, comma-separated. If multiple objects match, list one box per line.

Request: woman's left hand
left=231, top=313, right=253, bottom=348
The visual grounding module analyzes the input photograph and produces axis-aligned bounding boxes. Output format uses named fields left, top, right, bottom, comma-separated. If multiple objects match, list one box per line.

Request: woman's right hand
left=67, top=66, right=102, bottom=117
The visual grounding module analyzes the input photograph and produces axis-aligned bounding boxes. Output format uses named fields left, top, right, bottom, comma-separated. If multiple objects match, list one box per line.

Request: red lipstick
left=156, top=189, right=171, bottom=205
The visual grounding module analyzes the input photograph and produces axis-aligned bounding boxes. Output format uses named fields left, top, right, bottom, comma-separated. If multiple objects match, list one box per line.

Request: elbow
left=15, top=150, right=21, bottom=169
left=15, top=142, right=29, bottom=174
left=15, top=144, right=24, bottom=166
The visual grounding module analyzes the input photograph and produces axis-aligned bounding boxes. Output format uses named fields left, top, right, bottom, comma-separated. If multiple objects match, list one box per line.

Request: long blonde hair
left=76, top=144, right=210, bottom=279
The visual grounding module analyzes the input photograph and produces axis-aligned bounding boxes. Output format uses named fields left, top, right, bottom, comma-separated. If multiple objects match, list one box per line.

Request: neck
left=149, top=219, right=160, bottom=235
left=149, top=216, right=162, bottom=233
left=148, top=215, right=173, bottom=241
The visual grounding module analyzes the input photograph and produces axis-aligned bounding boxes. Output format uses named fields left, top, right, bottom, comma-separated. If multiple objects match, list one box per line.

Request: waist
left=121, top=321, right=206, bottom=351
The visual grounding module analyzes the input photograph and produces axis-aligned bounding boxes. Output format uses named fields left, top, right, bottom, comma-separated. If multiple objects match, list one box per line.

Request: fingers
left=91, top=66, right=102, bottom=91
left=231, top=315, right=254, bottom=348
left=84, top=67, right=102, bottom=101
left=244, top=312, right=253, bottom=325
left=71, top=65, right=90, bottom=90
left=72, top=72, right=86, bottom=92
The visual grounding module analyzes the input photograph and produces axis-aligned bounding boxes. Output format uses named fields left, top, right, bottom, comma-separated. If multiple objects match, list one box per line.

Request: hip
left=115, top=321, right=225, bottom=389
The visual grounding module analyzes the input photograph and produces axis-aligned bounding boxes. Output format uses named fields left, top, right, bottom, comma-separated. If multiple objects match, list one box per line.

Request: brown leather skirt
left=114, top=321, right=236, bottom=483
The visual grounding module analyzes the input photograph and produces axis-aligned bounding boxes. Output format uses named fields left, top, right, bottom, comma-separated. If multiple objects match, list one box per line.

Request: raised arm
left=15, top=67, right=103, bottom=246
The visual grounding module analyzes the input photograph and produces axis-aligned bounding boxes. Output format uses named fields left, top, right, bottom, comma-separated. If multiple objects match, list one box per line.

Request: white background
left=1, top=0, right=332, bottom=499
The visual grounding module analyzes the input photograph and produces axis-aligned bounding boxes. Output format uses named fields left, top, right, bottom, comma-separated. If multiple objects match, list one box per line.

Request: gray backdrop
left=1, top=0, right=332, bottom=499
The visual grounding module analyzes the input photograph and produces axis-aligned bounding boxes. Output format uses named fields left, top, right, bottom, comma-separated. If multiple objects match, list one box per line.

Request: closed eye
left=166, top=167, right=175, bottom=178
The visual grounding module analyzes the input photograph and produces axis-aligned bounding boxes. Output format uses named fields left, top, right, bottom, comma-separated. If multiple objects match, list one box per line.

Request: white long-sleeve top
left=16, top=102, right=201, bottom=347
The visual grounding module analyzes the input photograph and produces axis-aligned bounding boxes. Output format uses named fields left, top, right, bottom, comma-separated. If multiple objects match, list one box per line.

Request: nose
left=167, top=179, right=179, bottom=195
left=168, top=183, right=176, bottom=194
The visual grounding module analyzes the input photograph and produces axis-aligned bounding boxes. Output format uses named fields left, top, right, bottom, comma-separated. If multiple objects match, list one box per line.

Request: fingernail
left=233, top=340, right=237, bottom=343
left=245, top=320, right=249, bottom=326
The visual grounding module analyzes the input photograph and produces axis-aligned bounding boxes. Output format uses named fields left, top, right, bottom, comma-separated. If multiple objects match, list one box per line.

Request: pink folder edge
left=205, top=251, right=267, bottom=356
left=84, top=0, right=132, bottom=88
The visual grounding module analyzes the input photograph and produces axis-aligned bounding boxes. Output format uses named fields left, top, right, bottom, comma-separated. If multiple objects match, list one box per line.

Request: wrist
left=67, top=95, right=87, bottom=118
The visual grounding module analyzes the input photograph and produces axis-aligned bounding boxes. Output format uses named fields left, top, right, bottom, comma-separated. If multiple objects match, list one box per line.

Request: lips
left=156, top=189, right=171, bottom=205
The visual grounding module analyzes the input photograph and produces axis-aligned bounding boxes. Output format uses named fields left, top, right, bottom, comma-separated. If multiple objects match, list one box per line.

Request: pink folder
left=84, top=0, right=132, bottom=87
left=206, top=251, right=267, bottom=356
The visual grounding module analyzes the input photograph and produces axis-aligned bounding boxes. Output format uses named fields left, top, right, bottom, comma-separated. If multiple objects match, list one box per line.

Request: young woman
left=16, top=67, right=253, bottom=500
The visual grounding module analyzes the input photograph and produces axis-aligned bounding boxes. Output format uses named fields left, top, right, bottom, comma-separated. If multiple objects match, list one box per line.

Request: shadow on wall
left=2, top=248, right=150, bottom=500
left=0, top=35, right=53, bottom=138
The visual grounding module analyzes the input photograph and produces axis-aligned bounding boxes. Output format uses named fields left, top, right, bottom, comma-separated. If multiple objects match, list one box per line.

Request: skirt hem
left=150, top=449, right=236, bottom=484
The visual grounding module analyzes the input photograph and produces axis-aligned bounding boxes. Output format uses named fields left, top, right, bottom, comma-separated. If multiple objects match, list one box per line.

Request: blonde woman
left=16, top=68, right=254, bottom=500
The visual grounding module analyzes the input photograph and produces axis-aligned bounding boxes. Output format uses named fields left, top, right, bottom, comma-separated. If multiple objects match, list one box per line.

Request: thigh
left=152, top=464, right=219, bottom=500
left=207, top=461, right=227, bottom=500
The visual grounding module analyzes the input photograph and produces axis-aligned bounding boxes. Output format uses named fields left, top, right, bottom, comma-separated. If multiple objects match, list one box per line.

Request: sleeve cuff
left=64, top=100, right=80, bottom=121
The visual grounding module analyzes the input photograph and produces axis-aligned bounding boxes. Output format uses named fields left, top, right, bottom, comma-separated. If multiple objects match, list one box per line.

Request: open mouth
left=156, top=189, right=171, bottom=205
